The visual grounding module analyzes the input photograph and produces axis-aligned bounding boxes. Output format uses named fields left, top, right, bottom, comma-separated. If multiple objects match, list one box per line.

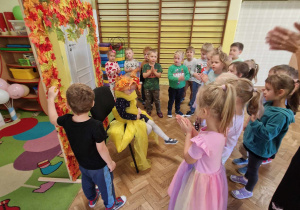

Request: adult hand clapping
left=266, top=22, right=300, bottom=53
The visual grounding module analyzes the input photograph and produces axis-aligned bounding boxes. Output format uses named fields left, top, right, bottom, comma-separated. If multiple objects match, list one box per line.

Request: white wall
left=234, top=1, right=300, bottom=86
left=0, top=0, right=19, bottom=13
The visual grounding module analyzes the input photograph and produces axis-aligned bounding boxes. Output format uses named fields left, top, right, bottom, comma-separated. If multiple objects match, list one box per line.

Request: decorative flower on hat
left=114, top=74, right=141, bottom=92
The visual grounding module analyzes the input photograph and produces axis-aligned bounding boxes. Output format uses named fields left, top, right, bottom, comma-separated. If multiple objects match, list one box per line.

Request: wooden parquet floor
left=69, top=85, right=300, bottom=210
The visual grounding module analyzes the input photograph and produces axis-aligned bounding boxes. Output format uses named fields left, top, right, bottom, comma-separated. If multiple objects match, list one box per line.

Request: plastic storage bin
left=10, top=68, right=39, bottom=80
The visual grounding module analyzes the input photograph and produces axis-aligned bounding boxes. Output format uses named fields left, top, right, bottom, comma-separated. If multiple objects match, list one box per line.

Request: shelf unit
left=0, top=35, right=47, bottom=114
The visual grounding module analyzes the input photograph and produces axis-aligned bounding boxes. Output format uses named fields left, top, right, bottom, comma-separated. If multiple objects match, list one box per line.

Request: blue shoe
left=238, top=166, right=248, bottom=175
left=167, top=110, right=172, bottom=118
left=164, top=138, right=178, bottom=145
left=106, top=196, right=127, bottom=210
left=89, top=187, right=101, bottom=208
left=233, top=158, right=248, bottom=165
left=185, top=110, right=194, bottom=117
left=175, top=110, right=184, bottom=116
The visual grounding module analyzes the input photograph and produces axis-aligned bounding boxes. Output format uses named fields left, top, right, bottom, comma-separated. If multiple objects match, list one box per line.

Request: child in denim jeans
left=47, top=84, right=126, bottom=210
left=185, top=43, right=214, bottom=117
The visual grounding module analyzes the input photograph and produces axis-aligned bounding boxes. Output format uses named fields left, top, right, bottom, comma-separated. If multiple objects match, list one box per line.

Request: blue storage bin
left=117, top=60, right=125, bottom=65
left=119, top=71, right=126, bottom=76
left=101, top=57, right=109, bottom=62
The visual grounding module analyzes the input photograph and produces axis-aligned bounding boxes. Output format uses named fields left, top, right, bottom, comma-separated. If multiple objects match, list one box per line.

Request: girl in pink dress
left=168, top=83, right=236, bottom=210
left=105, top=50, right=120, bottom=97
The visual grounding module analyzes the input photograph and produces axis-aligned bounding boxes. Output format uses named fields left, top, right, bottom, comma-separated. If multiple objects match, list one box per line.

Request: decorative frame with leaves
left=23, top=0, right=103, bottom=181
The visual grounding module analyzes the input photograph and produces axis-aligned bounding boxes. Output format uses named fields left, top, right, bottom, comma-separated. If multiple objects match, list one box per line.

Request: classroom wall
left=0, top=0, right=19, bottom=13
left=234, top=1, right=300, bottom=87
left=222, top=0, right=242, bottom=54
left=96, top=0, right=230, bottom=84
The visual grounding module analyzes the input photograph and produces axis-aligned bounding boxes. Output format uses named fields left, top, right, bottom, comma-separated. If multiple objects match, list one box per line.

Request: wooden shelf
left=7, top=63, right=37, bottom=68
left=0, top=35, right=28, bottom=38
left=0, top=31, right=46, bottom=115
left=7, top=78, right=39, bottom=84
left=22, top=93, right=38, bottom=99
left=19, top=100, right=43, bottom=112
left=0, top=50, right=33, bottom=53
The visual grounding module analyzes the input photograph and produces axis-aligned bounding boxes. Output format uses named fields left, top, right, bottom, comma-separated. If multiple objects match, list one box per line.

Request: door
left=63, top=27, right=96, bottom=89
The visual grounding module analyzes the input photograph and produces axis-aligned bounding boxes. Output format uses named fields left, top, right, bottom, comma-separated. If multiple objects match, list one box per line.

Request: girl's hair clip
left=111, top=50, right=116, bottom=53
left=221, top=84, right=226, bottom=91
left=253, top=88, right=257, bottom=92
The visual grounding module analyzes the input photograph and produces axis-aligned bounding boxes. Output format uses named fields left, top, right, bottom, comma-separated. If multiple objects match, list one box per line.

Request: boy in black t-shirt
left=47, top=84, right=126, bottom=209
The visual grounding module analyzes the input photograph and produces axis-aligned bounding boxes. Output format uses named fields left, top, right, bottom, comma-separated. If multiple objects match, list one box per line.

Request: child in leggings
left=230, top=74, right=298, bottom=199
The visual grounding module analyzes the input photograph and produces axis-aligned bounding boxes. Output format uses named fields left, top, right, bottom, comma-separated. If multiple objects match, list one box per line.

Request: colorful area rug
left=0, top=111, right=81, bottom=210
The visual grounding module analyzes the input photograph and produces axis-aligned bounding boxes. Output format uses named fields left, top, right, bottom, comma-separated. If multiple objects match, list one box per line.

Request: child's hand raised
left=176, top=115, right=192, bottom=134
left=194, top=73, right=201, bottom=81
left=250, top=114, right=257, bottom=122
left=200, top=73, right=208, bottom=83
left=178, top=75, right=185, bottom=81
left=48, top=86, right=59, bottom=100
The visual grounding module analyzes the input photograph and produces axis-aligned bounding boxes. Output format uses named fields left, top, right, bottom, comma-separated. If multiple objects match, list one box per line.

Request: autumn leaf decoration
left=23, top=0, right=103, bottom=181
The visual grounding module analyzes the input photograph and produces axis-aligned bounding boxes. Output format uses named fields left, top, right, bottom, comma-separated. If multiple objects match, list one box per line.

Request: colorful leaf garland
left=23, top=0, right=103, bottom=181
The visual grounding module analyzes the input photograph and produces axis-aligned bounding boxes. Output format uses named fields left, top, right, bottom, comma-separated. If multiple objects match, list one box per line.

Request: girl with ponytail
left=215, top=73, right=264, bottom=165
left=230, top=74, right=297, bottom=200
left=168, top=83, right=236, bottom=210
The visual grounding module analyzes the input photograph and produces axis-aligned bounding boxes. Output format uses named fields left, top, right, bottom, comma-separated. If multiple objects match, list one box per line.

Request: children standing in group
left=168, top=83, right=236, bottom=210
left=185, top=43, right=214, bottom=116
left=229, top=42, right=244, bottom=63
left=230, top=74, right=297, bottom=199
left=140, top=47, right=152, bottom=103
left=167, top=50, right=190, bottom=118
left=47, top=84, right=126, bottom=209
left=142, top=49, right=164, bottom=118
left=105, top=50, right=121, bottom=97
left=124, top=47, right=142, bottom=101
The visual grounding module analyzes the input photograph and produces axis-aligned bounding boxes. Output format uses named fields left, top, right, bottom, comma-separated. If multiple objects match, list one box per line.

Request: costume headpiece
left=114, top=70, right=141, bottom=91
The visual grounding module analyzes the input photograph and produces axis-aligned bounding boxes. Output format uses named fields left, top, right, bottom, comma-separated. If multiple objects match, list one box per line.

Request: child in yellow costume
left=108, top=74, right=178, bottom=171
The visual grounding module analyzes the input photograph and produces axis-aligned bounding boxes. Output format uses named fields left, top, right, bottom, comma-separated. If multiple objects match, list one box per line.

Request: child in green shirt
left=142, top=49, right=164, bottom=118
left=167, top=50, right=190, bottom=118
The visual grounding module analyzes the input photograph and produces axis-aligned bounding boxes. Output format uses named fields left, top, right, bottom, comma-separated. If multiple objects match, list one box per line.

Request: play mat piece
left=23, top=130, right=60, bottom=152
left=13, top=122, right=55, bottom=141
left=0, top=118, right=38, bottom=139
left=0, top=163, right=33, bottom=197
left=0, top=199, right=20, bottom=210
left=33, top=182, right=55, bottom=193
left=13, top=145, right=61, bottom=171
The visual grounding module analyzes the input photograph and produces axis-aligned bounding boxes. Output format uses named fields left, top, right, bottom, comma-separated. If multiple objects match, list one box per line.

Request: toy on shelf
left=0, top=89, right=17, bottom=121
